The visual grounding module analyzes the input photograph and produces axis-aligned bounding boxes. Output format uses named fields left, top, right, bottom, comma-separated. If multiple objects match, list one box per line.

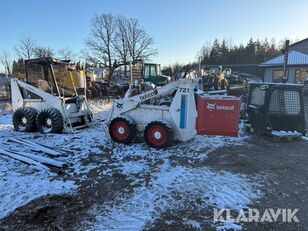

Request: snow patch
left=0, top=159, right=77, bottom=218
left=88, top=162, right=260, bottom=230
left=183, top=218, right=201, bottom=229
left=121, top=160, right=149, bottom=175
left=216, top=222, right=242, bottom=231
left=302, top=136, right=308, bottom=141
left=271, top=130, right=302, bottom=137
left=0, top=100, right=112, bottom=218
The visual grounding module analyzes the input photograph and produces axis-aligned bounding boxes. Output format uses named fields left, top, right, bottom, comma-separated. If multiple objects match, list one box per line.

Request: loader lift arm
left=109, top=79, right=194, bottom=117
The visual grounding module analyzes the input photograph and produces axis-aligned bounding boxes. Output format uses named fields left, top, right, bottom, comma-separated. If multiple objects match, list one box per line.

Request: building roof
left=259, top=50, right=308, bottom=67
left=289, top=38, right=308, bottom=48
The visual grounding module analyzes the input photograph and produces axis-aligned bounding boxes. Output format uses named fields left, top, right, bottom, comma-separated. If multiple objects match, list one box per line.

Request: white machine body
left=11, top=78, right=92, bottom=132
left=107, top=78, right=200, bottom=142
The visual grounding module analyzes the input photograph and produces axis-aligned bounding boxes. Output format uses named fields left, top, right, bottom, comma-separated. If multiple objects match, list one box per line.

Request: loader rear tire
left=36, top=108, right=64, bottom=134
left=109, top=117, right=136, bottom=144
left=13, top=107, right=38, bottom=132
left=88, top=87, right=98, bottom=99
left=144, top=121, right=173, bottom=148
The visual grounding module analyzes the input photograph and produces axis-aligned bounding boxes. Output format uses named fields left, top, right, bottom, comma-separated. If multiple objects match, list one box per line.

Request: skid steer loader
left=106, top=78, right=241, bottom=148
left=11, top=58, right=92, bottom=133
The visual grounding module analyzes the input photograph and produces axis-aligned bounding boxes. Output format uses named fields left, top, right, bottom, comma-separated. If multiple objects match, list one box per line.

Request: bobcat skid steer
left=106, top=78, right=199, bottom=148
left=106, top=72, right=242, bottom=148
left=11, top=58, right=93, bottom=133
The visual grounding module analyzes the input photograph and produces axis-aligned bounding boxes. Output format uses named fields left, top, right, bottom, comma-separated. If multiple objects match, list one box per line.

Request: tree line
left=0, top=12, right=297, bottom=78
left=0, top=34, right=77, bottom=76
left=197, top=38, right=287, bottom=66
left=0, top=13, right=157, bottom=79
left=162, top=38, right=291, bottom=77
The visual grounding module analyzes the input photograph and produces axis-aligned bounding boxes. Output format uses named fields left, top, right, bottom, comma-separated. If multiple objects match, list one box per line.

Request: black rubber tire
left=113, top=86, right=120, bottom=94
left=92, top=82, right=101, bottom=97
left=95, top=82, right=108, bottom=96
left=88, top=87, right=98, bottom=99
left=36, top=108, right=64, bottom=134
left=86, top=89, right=92, bottom=99
left=13, top=107, right=38, bottom=132
left=144, top=121, right=173, bottom=148
left=100, top=85, right=108, bottom=96
left=109, top=117, right=136, bottom=144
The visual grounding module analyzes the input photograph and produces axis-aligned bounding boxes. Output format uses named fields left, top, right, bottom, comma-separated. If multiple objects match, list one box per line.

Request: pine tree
left=210, top=39, right=221, bottom=64
left=221, top=39, right=228, bottom=65
left=245, top=38, right=256, bottom=64
left=12, top=60, right=18, bottom=75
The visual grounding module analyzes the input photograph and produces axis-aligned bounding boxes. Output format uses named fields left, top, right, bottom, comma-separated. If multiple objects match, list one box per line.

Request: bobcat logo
left=117, top=103, right=124, bottom=109
left=207, top=102, right=216, bottom=111
left=139, top=89, right=159, bottom=100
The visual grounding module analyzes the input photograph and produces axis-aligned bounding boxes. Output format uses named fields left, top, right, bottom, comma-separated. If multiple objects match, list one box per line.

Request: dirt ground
left=0, top=97, right=308, bottom=231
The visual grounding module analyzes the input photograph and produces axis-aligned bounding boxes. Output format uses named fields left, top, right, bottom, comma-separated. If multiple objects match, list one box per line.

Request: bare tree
left=14, top=35, right=37, bottom=59
left=85, top=14, right=157, bottom=79
left=58, top=47, right=75, bottom=60
left=0, top=50, right=12, bottom=76
left=112, top=16, right=130, bottom=76
left=34, top=46, right=54, bottom=58
left=80, top=49, right=100, bottom=66
left=85, top=14, right=116, bottom=73
left=124, top=18, right=157, bottom=61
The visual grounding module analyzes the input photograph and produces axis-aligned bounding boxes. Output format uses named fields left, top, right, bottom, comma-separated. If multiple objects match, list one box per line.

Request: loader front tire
left=109, top=117, right=136, bottom=144
left=144, top=121, right=173, bottom=148
left=36, top=108, right=64, bottom=134
left=13, top=107, right=38, bottom=132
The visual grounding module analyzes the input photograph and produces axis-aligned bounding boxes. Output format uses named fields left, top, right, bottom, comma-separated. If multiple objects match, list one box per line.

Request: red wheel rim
left=112, top=121, right=129, bottom=141
left=148, top=125, right=167, bottom=146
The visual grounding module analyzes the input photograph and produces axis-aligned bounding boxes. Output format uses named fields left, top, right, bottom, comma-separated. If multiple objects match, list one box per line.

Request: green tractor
left=108, top=61, right=171, bottom=96
left=143, top=63, right=171, bottom=86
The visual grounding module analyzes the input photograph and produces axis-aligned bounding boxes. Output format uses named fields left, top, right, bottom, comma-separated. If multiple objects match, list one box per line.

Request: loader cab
left=25, top=58, right=77, bottom=98
left=247, top=82, right=306, bottom=135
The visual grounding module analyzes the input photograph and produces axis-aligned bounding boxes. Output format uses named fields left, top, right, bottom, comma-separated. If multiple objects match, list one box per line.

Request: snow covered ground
left=0, top=100, right=263, bottom=230
left=0, top=100, right=110, bottom=219
left=87, top=164, right=260, bottom=230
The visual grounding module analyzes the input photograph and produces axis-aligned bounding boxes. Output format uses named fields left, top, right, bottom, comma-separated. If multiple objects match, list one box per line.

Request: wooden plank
left=0, top=148, right=49, bottom=171
left=11, top=150, right=66, bottom=168
left=8, top=138, right=61, bottom=156
left=20, top=139, right=74, bottom=155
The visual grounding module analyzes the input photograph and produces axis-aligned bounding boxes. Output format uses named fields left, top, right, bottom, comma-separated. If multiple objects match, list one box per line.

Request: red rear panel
left=196, top=95, right=241, bottom=136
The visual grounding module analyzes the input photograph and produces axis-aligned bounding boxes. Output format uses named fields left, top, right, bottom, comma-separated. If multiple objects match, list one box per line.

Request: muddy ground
left=0, top=97, right=308, bottom=231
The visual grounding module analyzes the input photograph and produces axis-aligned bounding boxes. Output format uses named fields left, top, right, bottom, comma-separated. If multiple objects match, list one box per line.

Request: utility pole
left=282, top=40, right=290, bottom=83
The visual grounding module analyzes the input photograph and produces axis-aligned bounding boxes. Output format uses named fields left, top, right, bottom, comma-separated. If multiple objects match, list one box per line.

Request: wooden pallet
left=243, top=124, right=252, bottom=133
left=246, top=127, right=302, bottom=142
left=263, top=133, right=302, bottom=142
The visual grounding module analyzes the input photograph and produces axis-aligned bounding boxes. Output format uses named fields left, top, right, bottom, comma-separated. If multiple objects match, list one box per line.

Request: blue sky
left=1, top=0, right=308, bottom=66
